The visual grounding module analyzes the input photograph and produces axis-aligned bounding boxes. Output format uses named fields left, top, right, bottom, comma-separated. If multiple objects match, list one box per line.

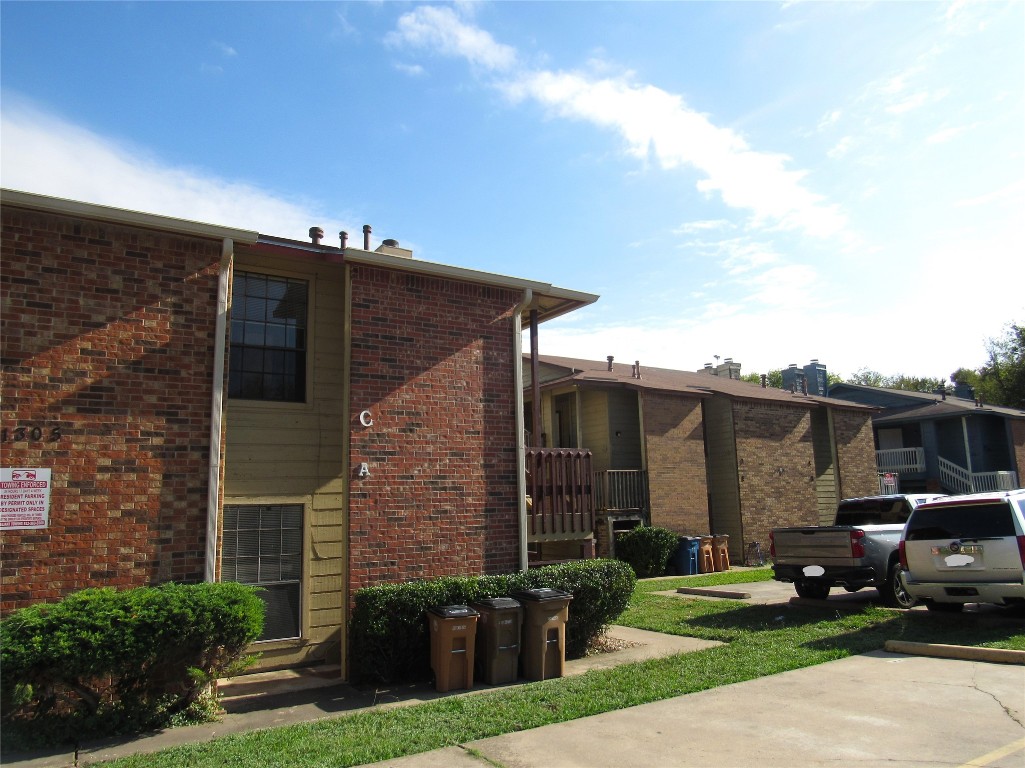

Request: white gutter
left=513, top=289, right=533, bottom=573
left=205, top=239, right=233, bottom=582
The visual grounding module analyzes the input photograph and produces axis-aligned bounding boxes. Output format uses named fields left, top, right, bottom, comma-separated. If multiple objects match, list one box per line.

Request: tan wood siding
left=580, top=390, right=610, bottom=471
left=223, top=251, right=348, bottom=671
left=812, top=408, right=839, bottom=524
left=703, top=396, right=741, bottom=541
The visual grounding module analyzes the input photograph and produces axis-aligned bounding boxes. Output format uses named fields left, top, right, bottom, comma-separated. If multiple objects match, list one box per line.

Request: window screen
left=229, top=272, right=307, bottom=402
left=222, top=504, right=303, bottom=641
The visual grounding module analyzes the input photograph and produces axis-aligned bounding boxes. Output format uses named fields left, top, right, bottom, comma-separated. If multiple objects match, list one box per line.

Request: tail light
left=769, top=531, right=776, bottom=559
left=1017, top=535, right=1025, bottom=568
left=849, top=529, right=866, bottom=558
left=899, top=540, right=908, bottom=570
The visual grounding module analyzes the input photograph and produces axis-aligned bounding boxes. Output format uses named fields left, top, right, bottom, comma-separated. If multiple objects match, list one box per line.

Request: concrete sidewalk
left=363, top=652, right=1025, bottom=768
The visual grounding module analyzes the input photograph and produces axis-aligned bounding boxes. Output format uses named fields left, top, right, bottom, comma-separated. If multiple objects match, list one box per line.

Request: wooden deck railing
left=594, top=469, right=649, bottom=514
left=525, top=448, right=594, bottom=540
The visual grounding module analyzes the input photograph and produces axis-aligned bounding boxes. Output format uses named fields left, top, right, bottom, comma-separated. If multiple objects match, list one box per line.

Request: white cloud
left=394, top=62, right=426, bottom=77
left=0, top=100, right=353, bottom=242
left=385, top=5, right=517, bottom=72
left=675, top=219, right=732, bottom=235
left=214, top=41, right=238, bottom=57
left=387, top=7, right=847, bottom=239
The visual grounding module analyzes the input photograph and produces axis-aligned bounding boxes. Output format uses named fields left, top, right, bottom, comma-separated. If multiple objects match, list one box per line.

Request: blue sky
left=2, top=1, right=1022, bottom=381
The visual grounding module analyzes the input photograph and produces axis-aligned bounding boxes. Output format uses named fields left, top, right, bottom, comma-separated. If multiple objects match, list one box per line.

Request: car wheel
left=881, top=562, right=917, bottom=609
left=795, top=579, right=831, bottom=600
left=925, top=601, right=964, bottom=613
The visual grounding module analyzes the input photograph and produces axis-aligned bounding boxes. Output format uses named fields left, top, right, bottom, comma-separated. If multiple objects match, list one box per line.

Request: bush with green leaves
left=0, top=582, right=264, bottom=748
left=348, top=559, right=635, bottom=684
left=615, top=526, right=680, bottom=579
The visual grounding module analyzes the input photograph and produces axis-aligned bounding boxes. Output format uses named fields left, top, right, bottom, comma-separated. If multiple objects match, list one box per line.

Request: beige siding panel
left=312, top=574, right=344, bottom=594
left=310, top=606, right=344, bottom=629
left=608, top=389, right=642, bottom=469
left=580, top=390, right=610, bottom=471
left=309, top=591, right=343, bottom=613
left=311, top=557, right=345, bottom=577
left=703, top=397, right=741, bottom=538
left=312, top=494, right=346, bottom=510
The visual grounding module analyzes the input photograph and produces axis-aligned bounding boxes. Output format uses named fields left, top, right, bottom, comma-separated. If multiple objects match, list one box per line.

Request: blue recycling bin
left=672, top=536, right=700, bottom=576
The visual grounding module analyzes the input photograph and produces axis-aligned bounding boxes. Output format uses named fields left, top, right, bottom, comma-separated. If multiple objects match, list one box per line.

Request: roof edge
left=1, top=188, right=260, bottom=244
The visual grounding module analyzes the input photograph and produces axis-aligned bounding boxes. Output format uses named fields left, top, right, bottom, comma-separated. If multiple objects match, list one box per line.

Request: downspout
left=204, top=239, right=233, bottom=582
left=513, top=289, right=533, bottom=573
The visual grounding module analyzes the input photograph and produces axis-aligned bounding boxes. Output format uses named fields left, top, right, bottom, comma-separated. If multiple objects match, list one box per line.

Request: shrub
left=615, top=526, right=680, bottom=579
left=0, top=582, right=263, bottom=748
left=348, top=559, right=635, bottom=684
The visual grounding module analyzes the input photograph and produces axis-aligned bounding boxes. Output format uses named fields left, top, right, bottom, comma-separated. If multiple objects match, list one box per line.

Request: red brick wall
left=1, top=207, right=222, bottom=614
left=346, top=265, right=520, bottom=593
left=642, top=392, right=709, bottom=534
left=831, top=408, right=879, bottom=499
left=734, top=401, right=819, bottom=552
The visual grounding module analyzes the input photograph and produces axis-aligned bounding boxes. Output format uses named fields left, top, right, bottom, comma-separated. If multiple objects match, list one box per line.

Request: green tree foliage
left=740, top=369, right=783, bottom=388
left=847, top=368, right=943, bottom=393
left=976, top=323, right=1025, bottom=408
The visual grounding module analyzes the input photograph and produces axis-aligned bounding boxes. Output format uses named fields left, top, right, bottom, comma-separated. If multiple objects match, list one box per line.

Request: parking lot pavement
left=367, top=652, right=1025, bottom=768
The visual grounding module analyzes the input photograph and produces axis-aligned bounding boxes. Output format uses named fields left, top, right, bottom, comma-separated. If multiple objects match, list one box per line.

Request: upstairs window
left=229, top=271, right=308, bottom=402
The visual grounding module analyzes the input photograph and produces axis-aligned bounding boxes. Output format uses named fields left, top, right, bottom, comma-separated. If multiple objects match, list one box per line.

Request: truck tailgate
left=772, top=527, right=857, bottom=565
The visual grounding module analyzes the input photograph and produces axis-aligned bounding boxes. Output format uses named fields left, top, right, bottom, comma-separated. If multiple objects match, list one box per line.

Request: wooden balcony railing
left=525, top=448, right=594, bottom=541
left=594, top=469, right=649, bottom=514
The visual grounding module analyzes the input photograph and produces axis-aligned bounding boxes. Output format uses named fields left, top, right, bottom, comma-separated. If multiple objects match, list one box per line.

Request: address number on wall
left=1, top=426, right=63, bottom=443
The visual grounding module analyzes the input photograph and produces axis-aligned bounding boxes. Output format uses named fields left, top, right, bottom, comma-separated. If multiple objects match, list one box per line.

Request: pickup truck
left=770, top=494, right=945, bottom=608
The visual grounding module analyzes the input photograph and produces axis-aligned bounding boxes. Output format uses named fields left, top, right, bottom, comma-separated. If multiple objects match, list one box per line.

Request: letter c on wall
left=359, top=410, right=373, bottom=427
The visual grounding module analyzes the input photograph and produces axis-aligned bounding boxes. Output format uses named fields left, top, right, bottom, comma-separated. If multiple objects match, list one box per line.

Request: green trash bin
left=471, top=597, right=523, bottom=685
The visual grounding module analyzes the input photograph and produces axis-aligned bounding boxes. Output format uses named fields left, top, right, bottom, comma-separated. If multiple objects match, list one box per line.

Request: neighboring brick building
left=1, top=189, right=596, bottom=675
left=525, top=355, right=879, bottom=562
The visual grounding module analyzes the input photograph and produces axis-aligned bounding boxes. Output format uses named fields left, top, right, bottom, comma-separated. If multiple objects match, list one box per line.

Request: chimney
left=374, top=238, right=414, bottom=259
left=634, top=361, right=642, bottom=379
left=607, top=355, right=614, bottom=372
left=363, top=224, right=372, bottom=250
left=309, top=227, right=324, bottom=245
left=340, top=231, right=348, bottom=249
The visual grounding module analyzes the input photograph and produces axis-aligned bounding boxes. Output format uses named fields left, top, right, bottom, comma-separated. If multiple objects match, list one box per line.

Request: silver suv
left=899, top=489, right=1025, bottom=612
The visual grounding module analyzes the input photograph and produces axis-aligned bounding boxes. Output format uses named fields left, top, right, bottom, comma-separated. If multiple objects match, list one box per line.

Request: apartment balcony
left=525, top=448, right=595, bottom=542
left=877, top=447, right=926, bottom=474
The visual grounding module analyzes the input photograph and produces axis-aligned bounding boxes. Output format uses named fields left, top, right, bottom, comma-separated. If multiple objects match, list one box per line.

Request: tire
left=794, top=579, right=831, bottom=600
left=925, top=601, right=964, bottom=613
left=881, top=562, right=917, bottom=609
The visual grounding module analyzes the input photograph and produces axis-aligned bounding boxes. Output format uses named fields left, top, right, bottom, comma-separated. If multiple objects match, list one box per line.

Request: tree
left=848, top=368, right=884, bottom=387
left=847, top=368, right=943, bottom=392
left=976, top=323, right=1025, bottom=408
left=740, top=369, right=783, bottom=388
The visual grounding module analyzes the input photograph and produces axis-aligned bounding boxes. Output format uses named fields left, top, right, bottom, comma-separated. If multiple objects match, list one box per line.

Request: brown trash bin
left=511, top=588, right=573, bottom=681
left=698, top=535, right=715, bottom=573
left=471, top=597, right=523, bottom=685
left=427, top=604, right=479, bottom=692
left=712, top=534, right=731, bottom=571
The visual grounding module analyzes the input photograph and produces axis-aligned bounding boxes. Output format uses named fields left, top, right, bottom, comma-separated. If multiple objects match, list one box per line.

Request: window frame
left=228, top=269, right=311, bottom=405
left=220, top=501, right=307, bottom=644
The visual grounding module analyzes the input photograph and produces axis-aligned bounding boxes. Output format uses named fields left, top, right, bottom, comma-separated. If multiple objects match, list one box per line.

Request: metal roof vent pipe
left=363, top=224, right=372, bottom=250
left=760, top=374, right=767, bottom=388
left=340, top=231, right=348, bottom=249
left=607, top=355, right=614, bottom=372
left=309, top=227, right=324, bottom=245
left=634, top=361, right=641, bottom=379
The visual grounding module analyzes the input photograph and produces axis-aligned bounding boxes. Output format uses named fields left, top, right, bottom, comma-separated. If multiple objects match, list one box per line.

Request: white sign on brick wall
left=1, top=467, right=52, bottom=529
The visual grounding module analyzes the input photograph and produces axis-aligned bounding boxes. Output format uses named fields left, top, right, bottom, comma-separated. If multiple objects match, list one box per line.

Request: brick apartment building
left=524, top=355, right=880, bottom=563
left=0, top=189, right=596, bottom=674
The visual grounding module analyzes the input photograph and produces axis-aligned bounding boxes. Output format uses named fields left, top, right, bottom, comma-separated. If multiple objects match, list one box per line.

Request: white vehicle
left=899, top=489, right=1025, bottom=612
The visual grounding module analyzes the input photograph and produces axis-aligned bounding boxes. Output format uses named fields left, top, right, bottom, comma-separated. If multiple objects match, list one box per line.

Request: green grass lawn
left=93, top=568, right=1025, bottom=768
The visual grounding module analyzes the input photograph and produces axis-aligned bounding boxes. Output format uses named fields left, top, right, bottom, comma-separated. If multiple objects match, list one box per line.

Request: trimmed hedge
left=348, top=559, right=635, bottom=684
left=0, top=582, right=263, bottom=747
left=616, top=526, right=680, bottom=579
